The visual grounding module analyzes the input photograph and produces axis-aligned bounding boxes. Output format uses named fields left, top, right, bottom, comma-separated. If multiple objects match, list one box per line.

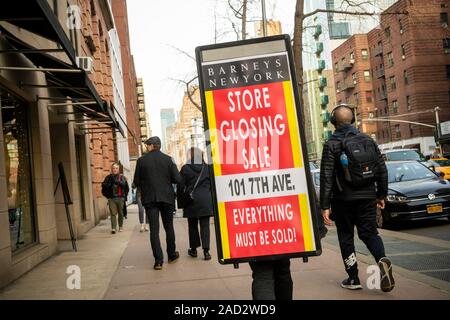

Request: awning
left=0, top=0, right=125, bottom=137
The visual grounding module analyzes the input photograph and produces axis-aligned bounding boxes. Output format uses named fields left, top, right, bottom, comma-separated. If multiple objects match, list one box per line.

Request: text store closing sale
left=197, top=36, right=320, bottom=263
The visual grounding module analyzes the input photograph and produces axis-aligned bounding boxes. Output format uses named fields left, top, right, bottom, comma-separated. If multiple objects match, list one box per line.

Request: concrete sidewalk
left=1, top=205, right=449, bottom=300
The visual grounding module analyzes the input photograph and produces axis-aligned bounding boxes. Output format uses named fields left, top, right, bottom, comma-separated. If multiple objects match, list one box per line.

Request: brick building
left=112, top=0, right=141, bottom=163
left=78, top=0, right=120, bottom=217
left=332, top=0, right=450, bottom=155
left=370, top=0, right=450, bottom=154
left=0, top=0, right=124, bottom=288
left=332, top=34, right=378, bottom=140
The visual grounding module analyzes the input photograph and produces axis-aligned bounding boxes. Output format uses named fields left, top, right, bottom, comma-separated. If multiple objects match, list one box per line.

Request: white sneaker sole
left=379, top=258, right=395, bottom=292
left=341, top=283, right=363, bottom=290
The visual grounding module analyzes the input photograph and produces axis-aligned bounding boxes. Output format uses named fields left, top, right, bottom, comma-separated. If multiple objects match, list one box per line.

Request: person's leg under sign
left=249, top=259, right=293, bottom=300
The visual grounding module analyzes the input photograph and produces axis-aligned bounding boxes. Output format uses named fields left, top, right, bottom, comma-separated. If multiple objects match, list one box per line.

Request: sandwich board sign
left=196, top=35, right=321, bottom=264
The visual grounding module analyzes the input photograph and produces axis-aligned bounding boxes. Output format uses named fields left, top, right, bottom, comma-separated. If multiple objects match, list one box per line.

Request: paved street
left=0, top=205, right=449, bottom=300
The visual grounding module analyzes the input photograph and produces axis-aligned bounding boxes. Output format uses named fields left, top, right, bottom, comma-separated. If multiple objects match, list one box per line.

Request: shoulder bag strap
left=190, top=164, right=205, bottom=195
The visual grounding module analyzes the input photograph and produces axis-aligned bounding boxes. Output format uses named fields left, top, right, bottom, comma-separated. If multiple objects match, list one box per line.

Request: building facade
left=112, top=0, right=141, bottom=166
left=368, top=0, right=450, bottom=153
left=137, top=78, right=151, bottom=150
left=160, top=108, right=176, bottom=152
left=108, top=26, right=132, bottom=190
left=332, top=34, right=378, bottom=140
left=302, top=0, right=399, bottom=161
left=166, top=90, right=203, bottom=167
left=0, top=0, right=123, bottom=288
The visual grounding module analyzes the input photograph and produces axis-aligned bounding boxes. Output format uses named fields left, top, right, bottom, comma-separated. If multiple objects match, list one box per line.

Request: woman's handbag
left=178, top=164, right=205, bottom=208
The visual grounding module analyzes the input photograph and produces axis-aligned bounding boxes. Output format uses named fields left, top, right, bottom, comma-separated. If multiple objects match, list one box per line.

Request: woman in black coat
left=178, top=148, right=213, bottom=260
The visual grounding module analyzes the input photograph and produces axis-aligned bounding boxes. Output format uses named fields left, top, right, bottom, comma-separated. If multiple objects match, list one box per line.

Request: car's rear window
left=387, top=162, right=436, bottom=183
left=385, top=150, right=425, bottom=161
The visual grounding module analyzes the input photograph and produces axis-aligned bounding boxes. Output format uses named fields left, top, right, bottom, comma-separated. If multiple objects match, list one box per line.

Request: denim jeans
left=137, top=193, right=147, bottom=224
left=248, top=259, right=293, bottom=300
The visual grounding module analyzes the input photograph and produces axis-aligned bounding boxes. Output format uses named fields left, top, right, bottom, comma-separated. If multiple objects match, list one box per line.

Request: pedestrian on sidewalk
left=133, top=136, right=182, bottom=270
left=177, top=147, right=213, bottom=261
left=132, top=184, right=149, bottom=232
left=102, top=163, right=129, bottom=234
left=249, top=259, right=293, bottom=300
left=320, top=104, right=395, bottom=292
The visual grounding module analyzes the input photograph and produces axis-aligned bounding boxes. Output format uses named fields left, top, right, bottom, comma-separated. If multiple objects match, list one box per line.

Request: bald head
left=334, top=106, right=354, bottom=128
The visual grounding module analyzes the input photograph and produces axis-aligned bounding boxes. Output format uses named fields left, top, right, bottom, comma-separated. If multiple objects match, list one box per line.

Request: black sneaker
left=378, top=257, right=395, bottom=292
left=188, top=248, right=197, bottom=258
left=341, top=276, right=363, bottom=290
left=153, top=263, right=163, bottom=270
left=168, top=251, right=180, bottom=264
left=204, top=250, right=211, bottom=261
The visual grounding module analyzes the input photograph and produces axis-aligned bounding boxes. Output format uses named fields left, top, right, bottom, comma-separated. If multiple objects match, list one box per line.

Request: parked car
left=428, top=158, right=450, bottom=180
left=382, top=148, right=435, bottom=170
left=376, top=161, right=450, bottom=228
left=309, top=161, right=318, bottom=170
left=310, top=169, right=320, bottom=199
left=382, top=148, right=427, bottom=162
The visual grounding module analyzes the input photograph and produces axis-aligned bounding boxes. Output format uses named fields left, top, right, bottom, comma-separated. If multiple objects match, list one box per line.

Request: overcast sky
left=127, top=0, right=296, bottom=137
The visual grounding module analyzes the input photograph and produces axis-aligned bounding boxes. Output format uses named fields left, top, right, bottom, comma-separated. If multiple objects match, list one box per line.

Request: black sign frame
left=196, top=34, right=322, bottom=265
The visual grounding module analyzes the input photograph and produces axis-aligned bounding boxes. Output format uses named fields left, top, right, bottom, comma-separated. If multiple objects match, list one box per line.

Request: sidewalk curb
left=322, top=237, right=450, bottom=294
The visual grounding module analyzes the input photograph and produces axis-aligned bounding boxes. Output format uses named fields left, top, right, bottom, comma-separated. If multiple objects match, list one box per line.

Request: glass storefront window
left=1, top=88, right=36, bottom=252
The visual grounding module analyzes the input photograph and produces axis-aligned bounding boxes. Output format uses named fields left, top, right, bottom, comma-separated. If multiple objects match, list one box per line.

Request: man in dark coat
left=133, top=136, right=182, bottom=270
left=320, top=104, right=394, bottom=292
left=178, top=147, right=213, bottom=260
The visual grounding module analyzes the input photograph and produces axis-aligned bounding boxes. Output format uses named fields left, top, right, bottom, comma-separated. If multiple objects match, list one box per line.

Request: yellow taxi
left=429, top=158, right=450, bottom=179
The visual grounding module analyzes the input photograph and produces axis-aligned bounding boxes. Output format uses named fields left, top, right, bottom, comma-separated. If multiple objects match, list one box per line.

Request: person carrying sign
left=178, top=147, right=213, bottom=261
left=320, top=104, right=395, bottom=292
left=133, top=136, right=182, bottom=270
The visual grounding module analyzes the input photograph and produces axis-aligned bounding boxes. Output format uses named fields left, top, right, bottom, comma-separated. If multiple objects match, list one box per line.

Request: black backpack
left=340, top=132, right=380, bottom=187
left=101, top=176, right=114, bottom=199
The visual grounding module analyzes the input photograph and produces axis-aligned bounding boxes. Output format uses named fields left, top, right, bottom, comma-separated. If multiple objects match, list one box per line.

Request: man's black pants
left=145, top=202, right=177, bottom=264
left=187, top=216, right=210, bottom=250
left=331, top=199, right=386, bottom=278
left=248, top=259, right=293, bottom=300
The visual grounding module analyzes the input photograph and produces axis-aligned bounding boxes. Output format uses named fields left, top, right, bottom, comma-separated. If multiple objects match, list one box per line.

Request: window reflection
left=1, top=89, right=36, bottom=252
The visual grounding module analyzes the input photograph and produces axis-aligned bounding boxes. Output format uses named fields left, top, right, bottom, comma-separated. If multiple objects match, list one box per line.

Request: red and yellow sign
left=197, top=36, right=320, bottom=263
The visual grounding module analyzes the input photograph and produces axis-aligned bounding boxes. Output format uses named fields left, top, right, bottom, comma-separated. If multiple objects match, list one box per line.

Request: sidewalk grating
left=421, top=270, right=450, bottom=283
left=389, top=252, right=450, bottom=272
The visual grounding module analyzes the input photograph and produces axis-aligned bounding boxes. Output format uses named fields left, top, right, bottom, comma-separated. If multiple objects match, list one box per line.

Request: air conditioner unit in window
left=445, top=48, right=450, bottom=54
left=402, top=55, right=406, bottom=60
left=442, top=22, right=448, bottom=28
left=400, top=29, right=404, bottom=34
left=76, top=56, right=93, bottom=73
left=350, top=59, right=355, bottom=64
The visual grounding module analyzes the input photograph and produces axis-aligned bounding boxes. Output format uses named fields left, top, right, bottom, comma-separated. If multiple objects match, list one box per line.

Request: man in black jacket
left=133, top=136, right=182, bottom=270
left=320, top=104, right=395, bottom=292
